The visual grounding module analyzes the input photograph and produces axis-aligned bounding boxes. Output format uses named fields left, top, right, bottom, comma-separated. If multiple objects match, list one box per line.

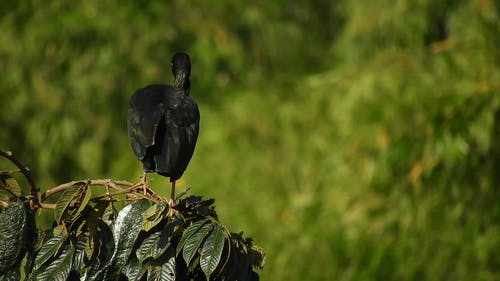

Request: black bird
left=127, top=52, right=199, bottom=207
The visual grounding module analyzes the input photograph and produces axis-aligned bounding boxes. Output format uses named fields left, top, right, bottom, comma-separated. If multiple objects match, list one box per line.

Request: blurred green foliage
left=0, top=0, right=499, bottom=280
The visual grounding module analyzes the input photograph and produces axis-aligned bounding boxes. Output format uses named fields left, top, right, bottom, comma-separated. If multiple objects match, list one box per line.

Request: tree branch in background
left=0, top=169, right=22, bottom=176
left=0, top=150, right=165, bottom=209
left=0, top=150, right=39, bottom=207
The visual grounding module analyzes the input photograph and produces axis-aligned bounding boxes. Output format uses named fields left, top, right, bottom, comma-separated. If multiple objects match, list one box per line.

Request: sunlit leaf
left=146, top=255, right=175, bottom=281
left=32, top=234, right=68, bottom=272
left=136, top=231, right=161, bottom=262
left=52, top=225, right=65, bottom=236
left=182, top=222, right=213, bottom=267
left=108, top=200, right=151, bottom=278
left=32, top=244, right=74, bottom=281
left=75, top=186, right=92, bottom=218
left=84, top=234, right=94, bottom=262
left=142, top=202, right=168, bottom=232
left=73, top=237, right=87, bottom=272
left=200, top=227, right=225, bottom=280
left=137, top=222, right=175, bottom=262
left=160, top=257, right=176, bottom=281
left=54, top=182, right=84, bottom=224
left=176, top=219, right=208, bottom=256
left=123, top=256, right=144, bottom=281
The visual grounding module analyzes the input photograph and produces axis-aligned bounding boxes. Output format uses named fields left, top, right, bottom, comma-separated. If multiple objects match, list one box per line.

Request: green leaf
left=136, top=222, right=175, bottom=262
left=32, top=244, right=75, bottom=281
left=136, top=231, right=162, bottom=262
left=84, top=201, right=109, bottom=260
left=0, top=267, right=20, bottom=281
left=0, top=175, right=22, bottom=198
left=217, top=237, right=232, bottom=276
left=142, top=202, right=168, bottom=232
left=52, top=225, right=65, bottom=236
left=146, top=256, right=175, bottom=281
left=160, top=257, right=176, bottom=281
left=0, top=201, right=27, bottom=273
left=82, top=221, right=114, bottom=281
left=54, top=182, right=84, bottom=224
left=32, top=234, right=68, bottom=272
left=200, top=227, right=225, bottom=280
left=182, top=222, right=213, bottom=267
left=176, top=219, right=208, bottom=256
left=75, top=186, right=92, bottom=218
left=123, top=256, right=145, bottom=281
left=73, top=237, right=87, bottom=272
left=108, top=200, right=151, bottom=277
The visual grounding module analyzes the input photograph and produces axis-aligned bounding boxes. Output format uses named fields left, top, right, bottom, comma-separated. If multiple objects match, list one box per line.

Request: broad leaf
left=123, top=256, right=145, bottom=281
left=136, top=231, right=162, bottom=262
left=0, top=175, right=22, bottom=198
left=32, top=234, right=68, bottom=271
left=176, top=219, right=208, bottom=256
left=216, top=230, right=232, bottom=274
left=84, top=201, right=109, bottom=260
left=0, top=267, right=20, bottom=281
left=141, top=202, right=168, bottom=232
left=82, top=221, right=114, bottom=281
left=52, top=225, right=65, bottom=236
left=160, top=257, right=176, bottom=281
left=146, top=256, right=175, bottom=281
left=73, top=237, right=87, bottom=272
left=182, top=222, right=213, bottom=267
left=137, top=222, right=175, bottom=262
left=200, top=227, right=225, bottom=280
left=108, top=200, right=151, bottom=277
left=0, top=201, right=27, bottom=273
left=32, top=244, right=75, bottom=281
left=54, top=183, right=84, bottom=224
left=75, top=186, right=92, bottom=218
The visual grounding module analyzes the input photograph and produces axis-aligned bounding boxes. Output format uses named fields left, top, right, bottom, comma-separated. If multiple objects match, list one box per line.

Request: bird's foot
left=167, top=198, right=178, bottom=217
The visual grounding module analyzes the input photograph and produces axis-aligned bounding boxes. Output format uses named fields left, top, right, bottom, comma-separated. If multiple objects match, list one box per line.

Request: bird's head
left=171, top=52, right=191, bottom=80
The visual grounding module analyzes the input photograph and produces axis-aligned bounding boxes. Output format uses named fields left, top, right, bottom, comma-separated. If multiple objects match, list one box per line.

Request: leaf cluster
left=0, top=166, right=264, bottom=281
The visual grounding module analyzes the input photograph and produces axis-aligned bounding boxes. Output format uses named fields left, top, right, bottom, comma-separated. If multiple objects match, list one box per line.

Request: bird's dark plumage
left=127, top=53, right=199, bottom=184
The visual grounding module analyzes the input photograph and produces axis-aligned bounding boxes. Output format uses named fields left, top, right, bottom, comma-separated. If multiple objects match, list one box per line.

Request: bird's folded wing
left=127, top=103, right=165, bottom=160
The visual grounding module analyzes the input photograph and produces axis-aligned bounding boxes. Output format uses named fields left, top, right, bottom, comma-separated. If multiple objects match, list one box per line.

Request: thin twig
left=91, top=184, right=162, bottom=202
left=42, top=179, right=134, bottom=200
left=0, top=150, right=168, bottom=209
left=0, top=169, right=22, bottom=176
left=38, top=202, right=56, bottom=209
left=0, top=199, right=9, bottom=208
left=0, top=150, right=38, bottom=198
left=96, top=197, right=147, bottom=203
left=176, top=186, right=192, bottom=201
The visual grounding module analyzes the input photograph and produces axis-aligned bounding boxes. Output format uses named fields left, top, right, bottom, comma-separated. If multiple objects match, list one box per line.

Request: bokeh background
left=1, top=1, right=499, bottom=280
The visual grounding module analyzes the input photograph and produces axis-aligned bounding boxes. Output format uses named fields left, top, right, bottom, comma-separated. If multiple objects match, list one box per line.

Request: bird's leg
left=141, top=172, right=148, bottom=195
left=168, top=180, right=178, bottom=217
left=169, top=180, right=176, bottom=208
